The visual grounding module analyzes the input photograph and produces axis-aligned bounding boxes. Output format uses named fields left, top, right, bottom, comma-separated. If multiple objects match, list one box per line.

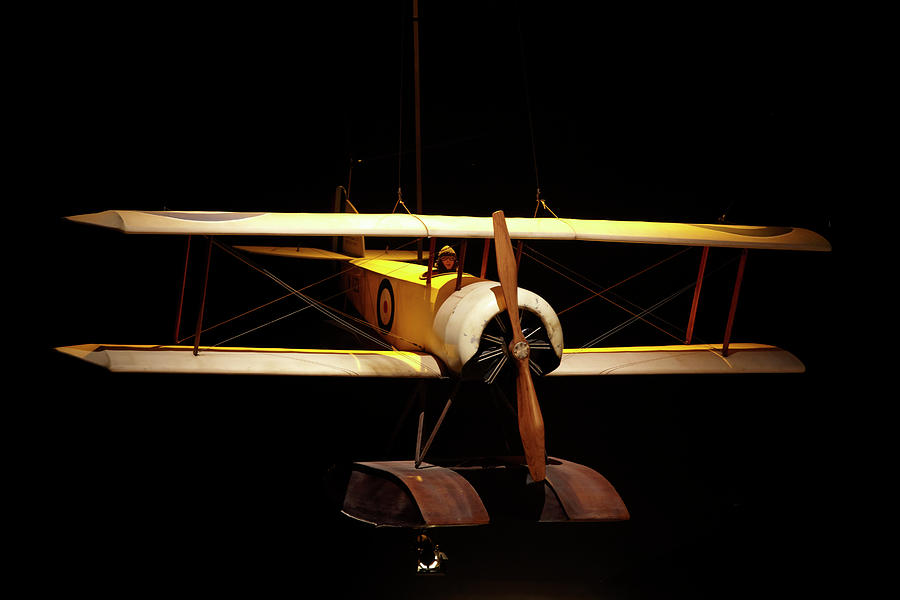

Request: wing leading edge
left=65, top=211, right=831, bottom=251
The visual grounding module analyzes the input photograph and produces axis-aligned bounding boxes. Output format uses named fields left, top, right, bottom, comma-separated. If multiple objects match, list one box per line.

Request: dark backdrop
left=33, top=2, right=846, bottom=598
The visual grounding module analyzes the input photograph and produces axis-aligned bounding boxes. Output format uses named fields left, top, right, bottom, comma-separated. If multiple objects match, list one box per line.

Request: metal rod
left=426, top=237, right=436, bottom=287
left=174, top=234, right=192, bottom=343
left=722, top=248, right=748, bottom=357
left=684, top=246, right=709, bottom=344
left=415, top=403, right=425, bottom=464
left=480, top=238, right=491, bottom=278
left=455, top=240, right=468, bottom=291
left=416, top=381, right=460, bottom=468
left=192, top=236, right=213, bottom=356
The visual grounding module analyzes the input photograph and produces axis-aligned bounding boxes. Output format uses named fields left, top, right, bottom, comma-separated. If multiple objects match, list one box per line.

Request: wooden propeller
left=492, top=210, right=546, bottom=482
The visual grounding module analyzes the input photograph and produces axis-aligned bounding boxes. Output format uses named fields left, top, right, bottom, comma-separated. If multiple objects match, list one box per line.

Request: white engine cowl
left=431, top=280, right=563, bottom=379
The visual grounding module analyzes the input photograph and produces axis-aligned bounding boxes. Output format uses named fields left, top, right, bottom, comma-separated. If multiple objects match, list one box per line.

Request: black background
left=31, top=2, right=851, bottom=597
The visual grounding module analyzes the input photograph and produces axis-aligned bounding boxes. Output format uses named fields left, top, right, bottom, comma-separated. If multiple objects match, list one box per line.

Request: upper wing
left=66, top=211, right=831, bottom=251
left=547, top=344, right=805, bottom=375
left=57, top=344, right=446, bottom=378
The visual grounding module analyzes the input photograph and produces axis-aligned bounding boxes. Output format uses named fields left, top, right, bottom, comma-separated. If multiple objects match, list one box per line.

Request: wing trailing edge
left=56, top=344, right=445, bottom=378
left=548, top=344, right=805, bottom=375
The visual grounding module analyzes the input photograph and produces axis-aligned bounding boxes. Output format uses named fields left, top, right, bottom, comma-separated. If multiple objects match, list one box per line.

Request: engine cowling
left=431, top=280, right=563, bottom=380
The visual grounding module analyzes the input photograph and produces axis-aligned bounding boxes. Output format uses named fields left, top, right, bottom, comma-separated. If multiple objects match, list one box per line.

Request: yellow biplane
left=56, top=202, right=830, bottom=530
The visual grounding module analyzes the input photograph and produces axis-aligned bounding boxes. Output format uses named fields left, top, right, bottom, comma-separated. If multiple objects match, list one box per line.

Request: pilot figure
left=436, top=245, right=457, bottom=273
left=420, top=245, right=458, bottom=279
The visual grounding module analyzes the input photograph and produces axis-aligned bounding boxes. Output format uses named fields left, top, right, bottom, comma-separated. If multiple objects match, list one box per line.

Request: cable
left=212, top=240, right=394, bottom=350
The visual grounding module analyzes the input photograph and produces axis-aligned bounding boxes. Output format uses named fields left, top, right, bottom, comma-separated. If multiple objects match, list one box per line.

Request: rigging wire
left=175, top=266, right=347, bottom=345
left=211, top=289, right=346, bottom=348
left=526, top=243, right=691, bottom=316
left=522, top=243, right=741, bottom=345
left=579, top=254, right=744, bottom=347
left=184, top=237, right=440, bottom=368
left=211, top=240, right=394, bottom=351
left=579, top=280, right=697, bottom=348
left=521, top=245, right=689, bottom=343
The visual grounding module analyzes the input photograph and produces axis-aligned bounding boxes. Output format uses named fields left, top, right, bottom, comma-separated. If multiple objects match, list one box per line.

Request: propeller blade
left=515, top=356, right=546, bottom=481
left=492, top=210, right=546, bottom=482
left=492, top=212, right=523, bottom=339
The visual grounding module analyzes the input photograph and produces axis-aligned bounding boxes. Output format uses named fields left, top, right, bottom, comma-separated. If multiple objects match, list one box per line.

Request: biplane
left=56, top=203, right=831, bottom=531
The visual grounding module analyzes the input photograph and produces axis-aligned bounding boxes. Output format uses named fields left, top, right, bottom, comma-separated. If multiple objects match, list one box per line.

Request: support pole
left=387, top=381, right=425, bottom=457
left=684, top=246, right=709, bottom=345
left=192, top=236, right=214, bottom=356
left=414, top=386, right=426, bottom=464
left=455, top=240, right=468, bottom=291
left=174, top=234, right=192, bottom=343
left=480, top=238, right=491, bottom=278
left=426, top=237, right=436, bottom=287
left=416, top=381, right=461, bottom=468
left=722, top=248, right=748, bottom=358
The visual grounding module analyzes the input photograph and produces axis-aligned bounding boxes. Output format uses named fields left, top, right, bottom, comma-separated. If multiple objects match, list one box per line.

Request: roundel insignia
left=376, top=278, right=395, bottom=332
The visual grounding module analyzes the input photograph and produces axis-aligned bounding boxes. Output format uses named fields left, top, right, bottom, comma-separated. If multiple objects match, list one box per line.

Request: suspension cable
left=517, top=12, right=541, bottom=201
left=395, top=2, right=407, bottom=212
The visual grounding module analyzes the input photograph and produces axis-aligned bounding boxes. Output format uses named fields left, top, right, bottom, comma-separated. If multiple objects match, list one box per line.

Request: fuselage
left=341, top=258, right=564, bottom=378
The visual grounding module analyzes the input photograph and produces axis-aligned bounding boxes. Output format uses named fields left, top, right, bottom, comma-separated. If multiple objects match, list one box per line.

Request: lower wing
left=56, top=344, right=446, bottom=378
left=58, top=343, right=802, bottom=377
left=548, top=344, right=804, bottom=375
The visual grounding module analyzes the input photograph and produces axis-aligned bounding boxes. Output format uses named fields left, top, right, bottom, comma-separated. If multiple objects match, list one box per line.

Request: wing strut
left=192, top=236, right=214, bottom=356
left=174, top=234, right=192, bottom=343
left=722, top=248, right=749, bottom=357
left=684, top=246, right=709, bottom=344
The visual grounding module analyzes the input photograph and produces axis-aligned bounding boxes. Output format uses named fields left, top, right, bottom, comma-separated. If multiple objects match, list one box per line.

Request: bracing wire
left=579, top=281, right=697, bottom=348
left=188, top=237, right=441, bottom=364
left=521, top=245, right=691, bottom=343
left=579, top=254, right=743, bottom=347
left=212, top=290, right=346, bottom=348
left=176, top=268, right=347, bottom=345
left=521, top=243, right=742, bottom=346
left=211, top=240, right=394, bottom=351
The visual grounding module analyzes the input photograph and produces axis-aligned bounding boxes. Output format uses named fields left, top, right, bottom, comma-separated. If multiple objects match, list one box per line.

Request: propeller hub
left=510, top=340, right=530, bottom=360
